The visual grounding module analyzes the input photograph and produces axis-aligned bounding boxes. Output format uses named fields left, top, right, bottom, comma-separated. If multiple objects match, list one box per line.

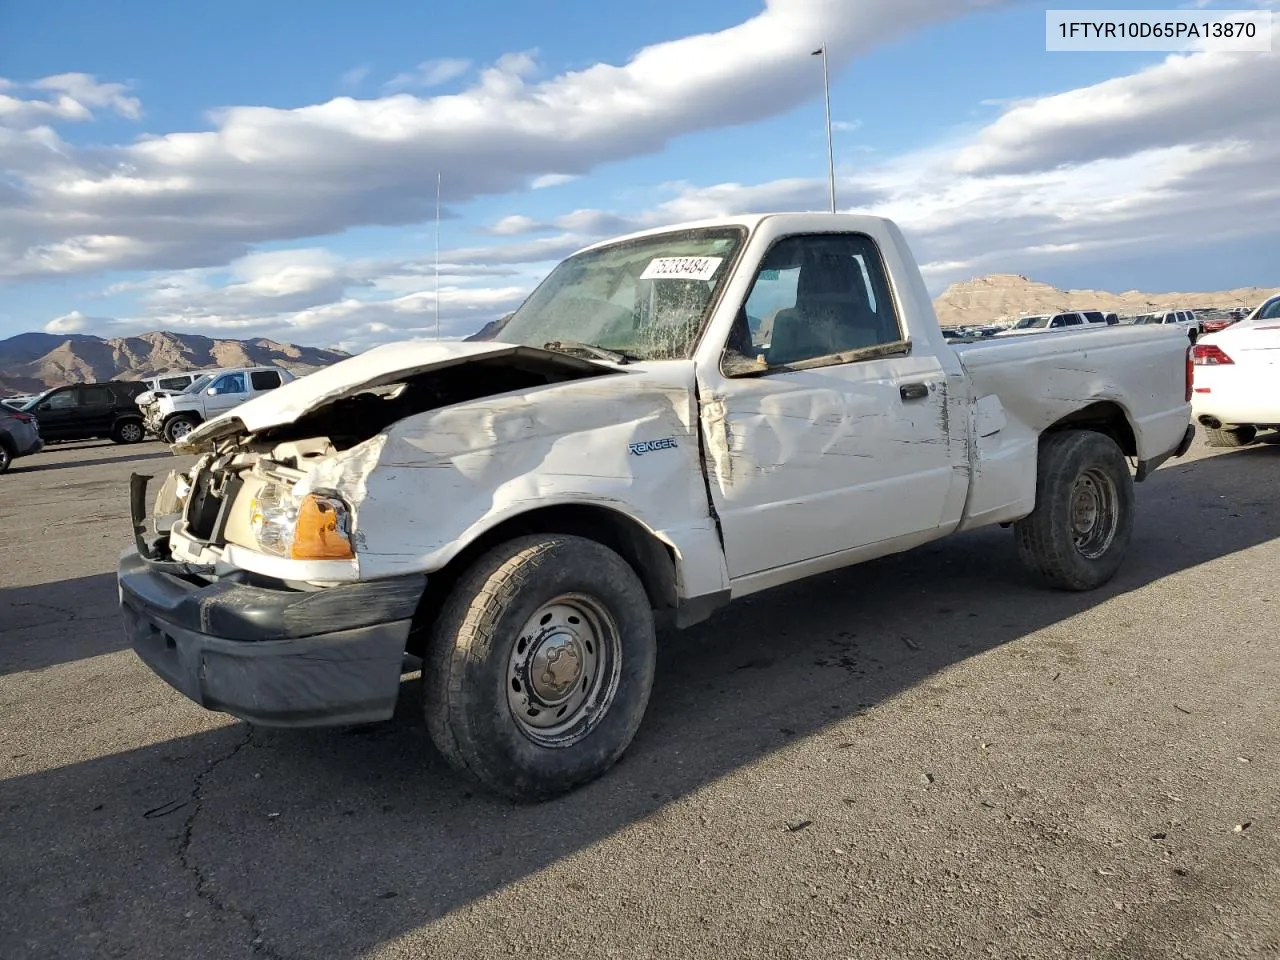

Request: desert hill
left=0, top=331, right=348, bottom=396
left=933, top=274, right=1279, bottom=329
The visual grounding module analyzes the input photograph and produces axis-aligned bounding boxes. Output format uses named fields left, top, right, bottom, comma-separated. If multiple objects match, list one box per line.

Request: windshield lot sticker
left=640, top=257, right=723, bottom=282
left=629, top=437, right=679, bottom=456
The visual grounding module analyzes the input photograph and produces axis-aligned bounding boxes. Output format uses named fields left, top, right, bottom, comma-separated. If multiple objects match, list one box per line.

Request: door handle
left=900, top=382, right=930, bottom=401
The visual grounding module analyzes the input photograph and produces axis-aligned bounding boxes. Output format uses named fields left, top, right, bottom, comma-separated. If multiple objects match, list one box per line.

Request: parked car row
left=0, top=365, right=295, bottom=471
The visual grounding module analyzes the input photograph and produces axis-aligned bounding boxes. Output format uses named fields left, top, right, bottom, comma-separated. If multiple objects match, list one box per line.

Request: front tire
left=425, top=534, right=657, bottom=802
left=112, top=418, right=145, bottom=444
left=1015, top=430, right=1134, bottom=591
left=0, top=442, right=11, bottom=474
left=1203, top=425, right=1255, bottom=448
left=162, top=415, right=199, bottom=444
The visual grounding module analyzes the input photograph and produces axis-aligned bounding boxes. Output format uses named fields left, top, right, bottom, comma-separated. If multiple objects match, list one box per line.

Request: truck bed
left=950, top=324, right=1191, bottom=531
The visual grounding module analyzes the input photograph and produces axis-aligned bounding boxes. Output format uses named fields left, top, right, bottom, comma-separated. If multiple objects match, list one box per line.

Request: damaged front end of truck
left=116, top=339, right=714, bottom=729
left=117, top=341, right=636, bottom=725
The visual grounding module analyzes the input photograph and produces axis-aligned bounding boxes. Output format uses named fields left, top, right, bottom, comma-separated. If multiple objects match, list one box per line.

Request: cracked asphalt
left=1, top=435, right=1277, bottom=960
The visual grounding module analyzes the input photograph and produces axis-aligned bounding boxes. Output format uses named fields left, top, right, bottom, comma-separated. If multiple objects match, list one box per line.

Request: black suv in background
left=21, top=381, right=150, bottom=444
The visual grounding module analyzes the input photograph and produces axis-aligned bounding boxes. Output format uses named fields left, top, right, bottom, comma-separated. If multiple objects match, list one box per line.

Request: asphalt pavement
left=1, top=435, right=1277, bottom=959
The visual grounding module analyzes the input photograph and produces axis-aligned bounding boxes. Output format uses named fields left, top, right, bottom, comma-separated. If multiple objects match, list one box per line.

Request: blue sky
left=1, top=0, right=1276, bottom=350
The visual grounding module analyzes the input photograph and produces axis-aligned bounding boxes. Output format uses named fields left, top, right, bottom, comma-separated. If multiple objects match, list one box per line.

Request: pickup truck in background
left=118, top=213, right=1195, bottom=801
left=139, top=365, right=294, bottom=442
left=996, top=312, right=1101, bottom=336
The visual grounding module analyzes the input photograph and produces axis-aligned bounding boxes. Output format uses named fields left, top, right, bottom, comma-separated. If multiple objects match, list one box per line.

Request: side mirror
left=207, top=387, right=218, bottom=396
left=38, top=402, right=50, bottom=411
left=722, top=350, right=770, bottom=378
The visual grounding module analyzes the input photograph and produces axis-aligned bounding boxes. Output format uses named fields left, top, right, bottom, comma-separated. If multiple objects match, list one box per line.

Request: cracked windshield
left=496, top=228, right=744, bottom=361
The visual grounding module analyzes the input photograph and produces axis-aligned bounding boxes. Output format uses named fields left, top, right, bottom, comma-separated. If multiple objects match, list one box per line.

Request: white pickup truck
left=118, top=213, right=1194, bottom=801
left=140, top=365, right=295, bottom=442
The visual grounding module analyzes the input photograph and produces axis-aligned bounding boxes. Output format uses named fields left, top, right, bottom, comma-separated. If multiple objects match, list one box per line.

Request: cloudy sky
left=1, top=0, right=1276, bottom=351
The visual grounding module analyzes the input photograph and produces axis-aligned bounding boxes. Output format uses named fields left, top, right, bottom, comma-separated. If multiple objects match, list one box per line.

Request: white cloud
left=830, top=119, right=862, bottom=132
left=488, top=214, right=547, bottom=236
left=44, top=310, right=90, bottom=333
left=382, top=57, right=473, bottom=91
left=0, top=0, right=1007, bottom=280
left=0, top=73, right=140, bottom=128
left=530, top=173, right=579, bottom=189
left=953, top=23, right=1279, bottom=175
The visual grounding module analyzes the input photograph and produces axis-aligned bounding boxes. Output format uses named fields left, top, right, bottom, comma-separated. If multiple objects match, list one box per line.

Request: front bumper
left=118, top=548, right=426, bottom=726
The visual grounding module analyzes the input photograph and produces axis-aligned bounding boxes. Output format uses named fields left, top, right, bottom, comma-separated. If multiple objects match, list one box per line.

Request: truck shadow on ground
left=1, top=441, right=1277, bottom=959
left=0, top=573, right=125, bottom=676
left=12, top=445, right=172, bottom=474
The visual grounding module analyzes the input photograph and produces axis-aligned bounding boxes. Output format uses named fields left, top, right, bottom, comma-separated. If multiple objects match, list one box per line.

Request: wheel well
left=0, top=433, right=14, bottom=454
left=407, top=505, right=679, bottom=655
left=163, top=410, right=202, bottom=424
left=1042, top=401, right=1136, bottom=457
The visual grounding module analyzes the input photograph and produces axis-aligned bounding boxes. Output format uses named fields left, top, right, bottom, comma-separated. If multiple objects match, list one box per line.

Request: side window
left=43, top=388, right=79, bottom=409
left=158, top=376, right=191, bottom=391
left=1050, top=316, right=1065, bottom=328
left=81, top=386, right=113, bottom=405
left=250, top=370, right=282, bottom=391
left=740, top=233, right=903, bottom=367
left=210, top=373, right=247, bottom=395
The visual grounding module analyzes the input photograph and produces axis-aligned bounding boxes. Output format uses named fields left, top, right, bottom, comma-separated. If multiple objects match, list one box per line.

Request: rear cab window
left=250, top=370, right=283, bottom=391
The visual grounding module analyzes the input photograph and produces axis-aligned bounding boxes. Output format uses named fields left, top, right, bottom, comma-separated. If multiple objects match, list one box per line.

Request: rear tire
left=425, top=534, right=657, bottom=802
left=162, top=415, right=199, bottom=444
left=1015, top=430, right=1134, bottom=591
left=112, top=418, right=145, bottom=444
left=1202, top=425, right=1255, bottom=448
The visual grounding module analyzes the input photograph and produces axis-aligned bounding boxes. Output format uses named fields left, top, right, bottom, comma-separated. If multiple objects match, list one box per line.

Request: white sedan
left=1191, top=293, right=1280, bottom=446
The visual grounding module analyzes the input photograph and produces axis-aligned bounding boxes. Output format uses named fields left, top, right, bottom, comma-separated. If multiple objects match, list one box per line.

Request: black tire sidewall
left=429, top=535, right=657, bottom=801
left=163, top=416, right=196, bottom=444
left=1021, top=431, right=1134, bottom=589
left=0, top=444, right=11, bottom=473
left=113, top=419, right=144, bottom=444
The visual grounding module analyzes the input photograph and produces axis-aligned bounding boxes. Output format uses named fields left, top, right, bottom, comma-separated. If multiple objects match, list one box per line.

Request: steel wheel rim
left=1070, top=467, right=1118, bottom=559
left=168, top=420, right=193, bottom=440
left=507, top=593, right=623, bottom=748
left=120, top=422, right=142, bottom=442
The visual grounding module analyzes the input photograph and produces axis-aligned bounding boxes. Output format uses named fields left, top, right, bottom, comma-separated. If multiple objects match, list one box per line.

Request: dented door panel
left=698, top=352, right=957, bottom=580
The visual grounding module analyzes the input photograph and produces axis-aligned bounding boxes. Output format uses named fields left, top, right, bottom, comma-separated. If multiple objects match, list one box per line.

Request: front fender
left=320, top=365, right=730, bottom=602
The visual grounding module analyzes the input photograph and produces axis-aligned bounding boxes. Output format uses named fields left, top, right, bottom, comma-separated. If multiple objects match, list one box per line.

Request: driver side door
left=33, top=387, right=81, bottom=441
left=204, top=372, right=249, bottom=416
left=696, top=232, right=961, bottom=584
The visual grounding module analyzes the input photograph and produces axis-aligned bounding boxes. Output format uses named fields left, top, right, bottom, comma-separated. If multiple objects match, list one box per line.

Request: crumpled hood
left=177, top=339, right=614, bottom=450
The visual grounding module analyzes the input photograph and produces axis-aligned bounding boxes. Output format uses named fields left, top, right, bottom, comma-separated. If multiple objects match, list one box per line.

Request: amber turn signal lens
left=290, top=495, right=354, bottom=560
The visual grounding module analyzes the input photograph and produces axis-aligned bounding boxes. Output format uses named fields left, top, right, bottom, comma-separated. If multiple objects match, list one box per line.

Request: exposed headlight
left=250, top=482, right=354, bottom=561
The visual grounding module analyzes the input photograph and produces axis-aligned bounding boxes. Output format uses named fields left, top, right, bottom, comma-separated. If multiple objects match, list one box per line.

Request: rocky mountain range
left=933, top=274, right=1279, bottom=329
left=0, top=331, right=349, bottom=396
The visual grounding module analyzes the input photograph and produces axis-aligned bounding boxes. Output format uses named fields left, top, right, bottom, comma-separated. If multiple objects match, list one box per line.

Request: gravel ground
left=1, top=435, right=1277, bottom=960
